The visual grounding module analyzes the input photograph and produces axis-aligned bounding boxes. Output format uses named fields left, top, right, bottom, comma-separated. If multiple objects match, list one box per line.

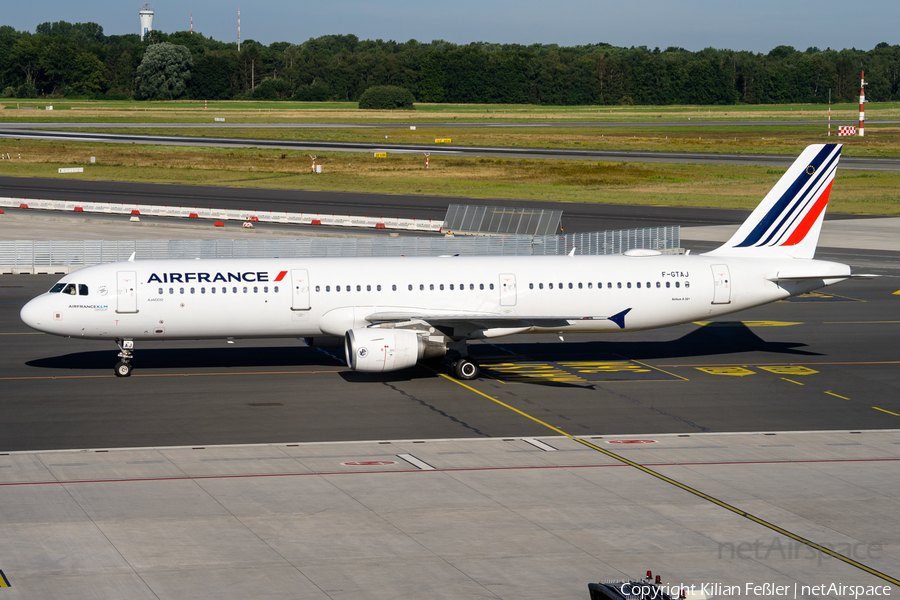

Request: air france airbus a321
left=20, top=144, right=870, bottom=380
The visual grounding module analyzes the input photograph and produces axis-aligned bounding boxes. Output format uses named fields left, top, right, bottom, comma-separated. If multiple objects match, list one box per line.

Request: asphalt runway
left=3, top=128, right=899, bottom=170
left=2, top=256, right=898, bottom=452
left=0, top=175, right=878, bottom=234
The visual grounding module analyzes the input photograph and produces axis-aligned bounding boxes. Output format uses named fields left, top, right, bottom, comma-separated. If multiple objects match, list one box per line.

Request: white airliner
left=20, top=144, right=867, bottom=379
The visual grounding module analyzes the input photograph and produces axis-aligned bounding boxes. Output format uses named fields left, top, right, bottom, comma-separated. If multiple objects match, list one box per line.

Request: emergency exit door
left=499, top=273, right=517, bottom=306
left=711, top=264, right=732, bottom=304
left=116, top=271, right=138, bottom=313
left=291, top=269, right=311, bottom=310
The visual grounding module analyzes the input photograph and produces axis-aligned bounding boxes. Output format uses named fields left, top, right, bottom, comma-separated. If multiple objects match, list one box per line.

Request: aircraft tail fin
left=704, top=144, right=841, bottom=259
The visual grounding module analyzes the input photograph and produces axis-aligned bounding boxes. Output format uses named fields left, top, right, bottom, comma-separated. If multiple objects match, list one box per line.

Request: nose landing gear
left=115, top=339, right=134, bottom=377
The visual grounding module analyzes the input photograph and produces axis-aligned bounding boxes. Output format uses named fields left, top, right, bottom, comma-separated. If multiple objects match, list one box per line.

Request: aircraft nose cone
left=20, top=298, right=44, bottom=331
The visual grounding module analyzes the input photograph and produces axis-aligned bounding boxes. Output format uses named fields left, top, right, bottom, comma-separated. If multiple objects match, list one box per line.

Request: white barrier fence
left=0, top=196, right=444, bottom=233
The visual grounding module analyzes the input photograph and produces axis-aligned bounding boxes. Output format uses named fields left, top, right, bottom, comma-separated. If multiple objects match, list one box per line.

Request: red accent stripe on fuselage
left=274, top=271, right=288, bottom=282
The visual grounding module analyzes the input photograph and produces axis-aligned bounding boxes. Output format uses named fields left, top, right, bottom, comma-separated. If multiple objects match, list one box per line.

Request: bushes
left=358, top=85, right=415, bottom=109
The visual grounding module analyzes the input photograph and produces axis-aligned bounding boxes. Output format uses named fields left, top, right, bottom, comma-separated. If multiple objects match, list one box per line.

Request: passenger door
left=116, top=271, right=138, bottom=313
left=711, top=264, right=732, bottom=304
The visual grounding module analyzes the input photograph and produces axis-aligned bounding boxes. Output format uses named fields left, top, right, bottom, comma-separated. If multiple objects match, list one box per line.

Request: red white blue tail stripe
left=707, top=144, right=841, bottom=259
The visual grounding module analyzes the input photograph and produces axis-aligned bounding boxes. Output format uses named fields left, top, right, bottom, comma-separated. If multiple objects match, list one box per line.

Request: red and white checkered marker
left=839, top=126, right=857, bottom=137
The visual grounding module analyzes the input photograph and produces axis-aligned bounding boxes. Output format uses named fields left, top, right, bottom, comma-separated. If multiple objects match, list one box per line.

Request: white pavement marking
left=396, top=453, right=436, bottom=470
left=521, top=437, right=558, bottom=451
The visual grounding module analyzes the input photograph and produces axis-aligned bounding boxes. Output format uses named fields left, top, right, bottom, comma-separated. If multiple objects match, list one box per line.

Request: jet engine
left=344, top=327, right=446, bottom=373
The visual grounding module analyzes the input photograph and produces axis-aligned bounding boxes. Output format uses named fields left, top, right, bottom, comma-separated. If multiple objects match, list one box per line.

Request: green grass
left=0, top=138, right=896, bottom=214
left=1, top=98, right=898, bottom=124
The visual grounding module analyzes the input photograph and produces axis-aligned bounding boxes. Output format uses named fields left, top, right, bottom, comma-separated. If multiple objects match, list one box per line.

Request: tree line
left=1, top=21, right=898, bottom=104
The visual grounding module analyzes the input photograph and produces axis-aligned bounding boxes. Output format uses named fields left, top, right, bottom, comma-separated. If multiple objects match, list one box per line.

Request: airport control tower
left=139, top=3, right=154, bottom=41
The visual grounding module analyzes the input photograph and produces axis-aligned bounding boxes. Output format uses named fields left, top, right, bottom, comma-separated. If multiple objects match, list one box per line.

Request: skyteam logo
left=148, top=270, right=289, bottom=284
left=735, top=144, right=840, bottom=248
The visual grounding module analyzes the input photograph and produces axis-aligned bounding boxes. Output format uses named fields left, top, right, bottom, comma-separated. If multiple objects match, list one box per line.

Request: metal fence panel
left=0, top=226, right=680, bottom=273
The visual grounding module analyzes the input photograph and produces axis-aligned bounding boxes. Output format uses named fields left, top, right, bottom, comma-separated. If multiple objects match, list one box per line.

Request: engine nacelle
left=344, top=328, right=445, bottom=373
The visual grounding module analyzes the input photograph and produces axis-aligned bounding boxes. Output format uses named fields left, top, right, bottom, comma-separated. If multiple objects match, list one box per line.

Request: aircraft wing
left=365, top=308, right=632, bottom=329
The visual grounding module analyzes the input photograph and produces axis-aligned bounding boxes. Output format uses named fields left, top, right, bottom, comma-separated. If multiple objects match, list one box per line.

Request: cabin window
left=479, top=283, right=484, bottom=290
left=558, top=283, right=563, bottom=289
left=377, top=285, right=382, bottom=291
left=274, top=286, right=279, bottom=293
left=469, top=284, right=474, bottom=290
left=607, top=282, right=612, bottom=289
left=190, top=288, right=196, bottom=294
left=169, top=288, right=174, bottom=294
left=656, top=282, right=661, bottom=288
left=549, top=283, right=553, bottom=289
left=50, top=283, right=65, bottom=293
left=367, top=285, right=371, bottom=291
left=211, top=287, right=216, bottom=294
left=666, top=282, right=670, bottom=288
left=617, top=282, right=622, bottom=289
left=315, top=285, right=320, bottom=292
left=588, top=282, right=593, bottom=289
left=646, top=282, right=651, bottom=288
left=685, top=282, right=690, bottom=288
left=325, top=286, right=330, bottom=292
left=539, top=283, right=544, bottom=289
left=408, top=284, right=413, bottom=291
left=233, top=287, right=237, bottom=293
left=627, top=282, right=632, bottom=289
left=201, top=287, right=206, bottom=294
left=490, top=283, right=494, bottom=290
left=578, top=282, right=583, bottom=289
left=158, top=288, right=163, bottom=295
left=450, top=284, right=454, bottom=290
left=460, top=284, right=464, bottom=290
left=392, top=285, right=396, bottom=291
left=440, top=284, right=444, bottom=290
left=253, top=286, right=259, bottom=293
left=420, top=284, right=425, bottom=291
left=675, top=282, right=680, bottom=288
left=529, top=283, right=534, bottom=289
left=357, top=285, right=361, bottom=292
left=636, top=282, right=641, bottom=288
left=264, top=286, right=269, bottom=293
left=430, top=284, right=435, bottom=291
left=180, top=288, right=185, bottom=294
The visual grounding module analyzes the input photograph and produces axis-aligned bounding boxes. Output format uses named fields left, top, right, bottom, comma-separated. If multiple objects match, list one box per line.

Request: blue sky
left=4, top=0, right=897, bottom=53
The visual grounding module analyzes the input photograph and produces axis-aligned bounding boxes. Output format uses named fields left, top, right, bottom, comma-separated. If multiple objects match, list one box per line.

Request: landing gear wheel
left=454, top=358, right=479, bottom=380
left=114, top=361, right=133, bottom=377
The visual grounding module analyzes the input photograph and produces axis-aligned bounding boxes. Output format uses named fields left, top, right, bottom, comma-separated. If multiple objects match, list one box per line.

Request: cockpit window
left=79, top=284, right=88, bottom=296
left=50, top=283, right=66, bottom=293
left=62, top=283, right=77, bottom=295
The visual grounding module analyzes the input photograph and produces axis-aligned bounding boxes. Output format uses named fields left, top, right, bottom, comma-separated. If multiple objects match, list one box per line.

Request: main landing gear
left=451, top=357, right=480, bottom=380
left=115, top=339, right=134, bottom=377
left=447, top=340, right=479, bottom=380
